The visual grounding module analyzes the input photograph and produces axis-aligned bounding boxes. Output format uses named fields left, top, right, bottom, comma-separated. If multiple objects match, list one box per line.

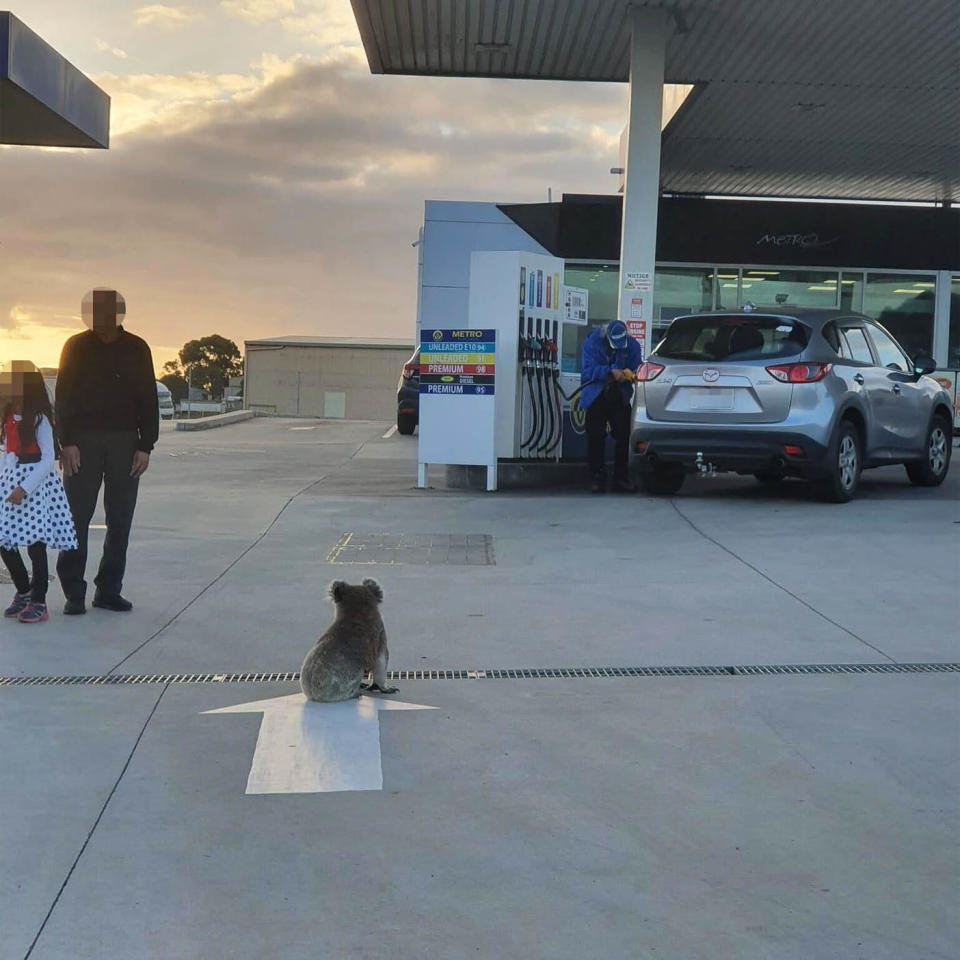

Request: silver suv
left=629, top=308, right=953, bottom=502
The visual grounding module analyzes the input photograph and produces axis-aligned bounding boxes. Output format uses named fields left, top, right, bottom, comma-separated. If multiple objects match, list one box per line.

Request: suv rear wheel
left=817, top=420, right=861, bottom=503
left=905, top=414, right=952, bottom=486
left=642, top=464, right=686, bottom=496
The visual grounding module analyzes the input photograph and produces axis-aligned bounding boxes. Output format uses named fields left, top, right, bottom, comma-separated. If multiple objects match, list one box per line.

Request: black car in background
left=396, top=347, right=420, bottom=434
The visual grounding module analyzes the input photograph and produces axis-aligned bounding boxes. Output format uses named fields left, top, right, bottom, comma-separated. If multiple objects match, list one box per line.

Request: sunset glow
left=1, top=1, right=627, bottom=377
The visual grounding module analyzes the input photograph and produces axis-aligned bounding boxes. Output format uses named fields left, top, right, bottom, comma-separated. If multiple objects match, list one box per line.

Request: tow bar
left=695, top=451, right=719, bottom=478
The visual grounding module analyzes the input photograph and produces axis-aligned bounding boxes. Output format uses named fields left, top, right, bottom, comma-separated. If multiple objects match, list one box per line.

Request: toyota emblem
left=702, top=369, right=720, bottom=383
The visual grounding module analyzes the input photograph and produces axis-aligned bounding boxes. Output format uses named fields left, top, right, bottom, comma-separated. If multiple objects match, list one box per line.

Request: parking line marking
left=382, top=425, right=398, bottom=439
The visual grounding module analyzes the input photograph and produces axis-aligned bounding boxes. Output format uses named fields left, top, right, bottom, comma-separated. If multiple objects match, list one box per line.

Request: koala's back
left=300, top=622, right=375, bottom=702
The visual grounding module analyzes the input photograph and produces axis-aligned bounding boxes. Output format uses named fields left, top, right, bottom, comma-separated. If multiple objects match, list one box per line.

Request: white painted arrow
left=204, top=693, right=436, bottom=794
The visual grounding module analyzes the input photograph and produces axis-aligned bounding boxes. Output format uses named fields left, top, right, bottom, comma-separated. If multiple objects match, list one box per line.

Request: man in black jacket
left=55, top=289, right=159, bottom=614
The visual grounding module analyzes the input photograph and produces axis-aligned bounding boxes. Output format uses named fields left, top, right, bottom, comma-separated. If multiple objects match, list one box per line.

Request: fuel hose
left=520, top=338, right=541, bottom=454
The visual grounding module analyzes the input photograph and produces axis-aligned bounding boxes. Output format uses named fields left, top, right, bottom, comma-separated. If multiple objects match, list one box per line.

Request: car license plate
left=689, top=387, right=734, bottom=410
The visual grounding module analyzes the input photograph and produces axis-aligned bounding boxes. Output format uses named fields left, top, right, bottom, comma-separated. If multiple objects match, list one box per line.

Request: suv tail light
left=635, top=362, right=665, bottom=382
left=766, top=362, right=832, bottom=383
left=401, top=361, right=419, bottom=380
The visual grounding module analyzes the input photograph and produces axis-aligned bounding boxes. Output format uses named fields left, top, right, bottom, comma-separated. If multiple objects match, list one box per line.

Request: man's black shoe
left=612, top=479, right=638, bottom=494
left=63, top=599, right=86, bottom=616
left=591, top=477, right=606, bottom=494
left=92, top=594, right=133, bottom=612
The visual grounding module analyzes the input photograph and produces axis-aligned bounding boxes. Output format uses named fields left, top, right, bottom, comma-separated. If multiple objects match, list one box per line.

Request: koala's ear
left=329, top=580, right=348, bottom=603
left=362, top=578, right=383, bottom=602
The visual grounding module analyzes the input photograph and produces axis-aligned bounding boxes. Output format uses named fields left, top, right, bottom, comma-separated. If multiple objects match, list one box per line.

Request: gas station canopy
left=0, top=11, right=110, bottom=148
left=348, top=0, right=960, bottom=202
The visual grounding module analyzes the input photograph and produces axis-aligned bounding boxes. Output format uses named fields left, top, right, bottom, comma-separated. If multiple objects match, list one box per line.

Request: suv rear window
left=655, top=314, right=810, bottom=362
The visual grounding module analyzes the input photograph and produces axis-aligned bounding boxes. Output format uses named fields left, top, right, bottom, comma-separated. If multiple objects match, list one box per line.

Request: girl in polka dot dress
left=0, top=365, right=78, bottom=624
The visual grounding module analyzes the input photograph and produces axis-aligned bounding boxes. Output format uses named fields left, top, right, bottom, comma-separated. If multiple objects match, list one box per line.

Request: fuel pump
left=517, top=314, right=530, bottom=455
left=536, top=318, right=556, bottom=458
left=520, top=316, right=543, bottom=457
left=518, top=314, right=575, bottom=461
left=464, top=250, right=574, bottom=465
left=534, top=319, right=557, bottom=457
left=543, top=319, right=564, bottom=457
left=532, top=318, right=549, bottom=458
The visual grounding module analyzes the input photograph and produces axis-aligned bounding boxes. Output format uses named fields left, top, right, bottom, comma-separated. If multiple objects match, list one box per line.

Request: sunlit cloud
left=5, top=46, right=626, bottom=370
left=279, top=3, right=361, bottom=49
left=96, top=38, right=129, bottom=60
left=4, top=304, right=32, bottom=331
left=220, top=0, right=361, bottom=48
left=0, top=322, right=77, bottom=368
left=220, top=0, right=296, bottom=24
left=134, top=4, right=202, bottom=29
left=96, top=69, right=263, bottom=136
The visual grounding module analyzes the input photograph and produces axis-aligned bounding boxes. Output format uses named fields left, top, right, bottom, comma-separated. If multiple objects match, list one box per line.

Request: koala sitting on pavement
left=300, top=579, right=399, bottom=702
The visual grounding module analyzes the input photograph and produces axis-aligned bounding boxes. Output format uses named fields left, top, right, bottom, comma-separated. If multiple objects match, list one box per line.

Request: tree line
left=161, top=335, right=242, bottom=402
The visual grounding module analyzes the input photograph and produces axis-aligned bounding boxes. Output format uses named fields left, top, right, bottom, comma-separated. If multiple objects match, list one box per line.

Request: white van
left=156, top=381, right=176, bottom=420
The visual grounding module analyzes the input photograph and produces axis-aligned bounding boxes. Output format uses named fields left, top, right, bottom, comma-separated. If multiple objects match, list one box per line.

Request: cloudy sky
left=1, top=0, right=628, bottom=373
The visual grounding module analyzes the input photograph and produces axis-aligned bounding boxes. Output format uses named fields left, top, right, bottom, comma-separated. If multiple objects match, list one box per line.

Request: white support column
left=617, top=7, right=668, bottom=361
left=933, top=270, right=951, bottom=366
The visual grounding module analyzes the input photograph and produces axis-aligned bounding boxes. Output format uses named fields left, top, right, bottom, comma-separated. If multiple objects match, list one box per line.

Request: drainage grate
left=327, top=533, right=495, bottom=566
left=1, top=663, right=957, bottom=686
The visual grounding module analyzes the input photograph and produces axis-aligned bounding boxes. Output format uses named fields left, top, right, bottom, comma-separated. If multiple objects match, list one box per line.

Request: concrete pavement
left=1, top=417, right=957, bottom=959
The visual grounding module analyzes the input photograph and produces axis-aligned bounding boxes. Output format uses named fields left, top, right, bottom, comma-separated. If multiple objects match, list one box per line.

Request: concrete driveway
left=2, top=418, right=957, bottom=959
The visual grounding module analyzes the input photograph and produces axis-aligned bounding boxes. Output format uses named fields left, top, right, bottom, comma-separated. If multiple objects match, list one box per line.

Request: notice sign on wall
left=420, top=329, right=496, bottom=396
left=624, top=271, right=652, bottom=292
left=418, top=329, right=498, bottom=491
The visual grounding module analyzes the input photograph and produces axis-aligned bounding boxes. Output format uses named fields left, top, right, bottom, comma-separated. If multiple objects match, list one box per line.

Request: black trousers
left=1, top=543, right=49, bottom=602
left=57, top=430, right=141, bottom=602
left=586, top=389, right=631, bottom=481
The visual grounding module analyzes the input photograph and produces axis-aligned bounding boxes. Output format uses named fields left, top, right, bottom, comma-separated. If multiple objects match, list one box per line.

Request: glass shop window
left=715, top=268, right=740, bottom=310
left=561, top=263, right=620, bottom=374
left=839, top=272, right=864, bottom=313
left=862, top=273, right=935, bottom=359
left=652, top=266, right=716, bottom=350
left=740, top=268, right=840, bottom=309
left=948, top=276, right=960, bottom=368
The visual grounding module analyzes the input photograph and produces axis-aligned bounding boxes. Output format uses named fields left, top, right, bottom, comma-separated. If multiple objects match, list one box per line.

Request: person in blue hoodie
left=580, top=320, right=643, bottom=493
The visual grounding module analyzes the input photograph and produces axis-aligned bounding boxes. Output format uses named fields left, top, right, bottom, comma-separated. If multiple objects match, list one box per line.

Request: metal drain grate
left=327, top=533, right=494, bottom=566
left=1, top=663, right=957, bottom=686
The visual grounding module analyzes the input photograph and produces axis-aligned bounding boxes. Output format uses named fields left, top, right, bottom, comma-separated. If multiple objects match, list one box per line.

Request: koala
left=299, top=579, right=399, bottom=703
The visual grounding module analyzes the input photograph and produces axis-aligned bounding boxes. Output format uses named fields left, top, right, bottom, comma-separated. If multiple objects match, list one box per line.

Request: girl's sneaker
left=18, top=603, right=48, bottom=624
left=4, top=592, right=31, bottom=618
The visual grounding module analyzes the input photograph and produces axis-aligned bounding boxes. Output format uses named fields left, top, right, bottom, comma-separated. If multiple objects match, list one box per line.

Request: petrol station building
left=349, top=0, right=960, bottom=441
